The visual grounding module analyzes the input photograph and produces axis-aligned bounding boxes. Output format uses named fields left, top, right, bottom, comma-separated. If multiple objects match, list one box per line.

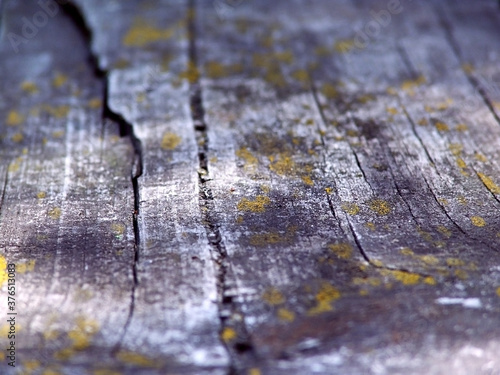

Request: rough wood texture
left=1, top=0, right=500, bottom=374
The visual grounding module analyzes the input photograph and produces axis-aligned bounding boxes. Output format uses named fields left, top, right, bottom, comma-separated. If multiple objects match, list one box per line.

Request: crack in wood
left=60, top=1, right=144, bottom=354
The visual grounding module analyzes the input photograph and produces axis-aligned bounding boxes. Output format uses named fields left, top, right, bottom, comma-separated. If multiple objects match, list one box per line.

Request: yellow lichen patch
left=17, top=260, right=35, bottom=274
left=475, top=153, right=487, bottom=163
left=123, top=19, right=174, bottom=47
left=435, top=121, right=449, bottom=132
left=236, top=147, right=258, bottom=168
left=264, top=64, right=286, bottom=88
left=400, top=248, right=414, bottom=256
left=454, top=269, right=468, bottom=280
left=496, top=287, right=500, bottom=298
left=382, top=270, right=421, bottom=285
left=37, top=191, right=47, bottom=199
left=6, top=110, right=24, bottom=126
left=68, top=317, right=99, bottom=350
left=328, top=243, right=353, bottom=260
left=352, top=277, right=381, bottom=287
left=179, top=61, right=200, bottom=84
left=52, top=73, right=68, bottom=88
left=262, top=288, right=285, bottom=305
left=8, top=159, right=22, bottom=173
left=341, top=202, right=360, bottom=216
left=52, top=130, right=65, bottom=138
left=277, top=308, right=295, bottom=322
left=321, top=83, right=338, bottom=99
left=111, top=223, right=125, bottom=237
left=446, top=258, right=465, bottom=267
left=368, top=199, right=391, bottom=215
left=0, top=256, right=8, bottom=287
left=456, top=158, right=467, bottom=170
left=423, top=276, right=437, bottom=285
left=48, top=207, right=61, bottom=220
left=43, top=329, right=60, bottom=341
left=237, top=195, right=270, bottom=213
left=386, top=107, right=398, bottom=115
left=291, top=69, right=310, bottom=85
left=359, top=289, right=369, bottom=296
left=93, top=370, right=121, bottom=375
left=161, top=133, right=181, bottom=150
left=470, top=216, right=486, bottom=227
left=418, top=118, right=429, bottom=126
left=462, top=63, right=474, bottom=74
left=334, top=39, right=355, bottom=53
left=42, top=105, right=70, bottom=118
left=88, top=98, right=102, bottom=109
left=117, top=351, right=158, bottom=367
left=221, top=327, right=237, bottom=342
left=420, top=255, right=439, bottom=266
left=42, top=369, right=61, bottom=375
left=325, top=187, right=333, bottom=195
left=449, top=143, right=463, bottom=156
left=457, top=196, right=467, bottom=205
left=20, top=81, right=39, bottom=94
left=308, top=283, right=341, bottom=316
left=401, top=75, right=426, bottom=94
left=268, top=153, right=296, bottom=176
left=12, top=133, right=24, bottom=143
left=456, top=123, right=468, bottom=132
left=365, top=222, right=376, bottom=231
left=436, top=225, right=452, bottom=238
left=477, top=172, right=500, bottom=194
left=301, top=176, right=314, bottom=186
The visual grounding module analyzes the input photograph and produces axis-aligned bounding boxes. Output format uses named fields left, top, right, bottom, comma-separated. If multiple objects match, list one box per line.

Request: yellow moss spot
left=17, top=260, right=35, bottom=274
left=449, top=143, right=463, bottom=156
left=277, top=308, right=295, bottom=322
left=205, top=61, right=228, bottom=79
left=334, top=39, right=355, bottom=53
left=454, top=269, right=468, bottom=280
left=372, top=259, right=384, bottom=267
left=496, top=287, right=500, bottom=298
left=161, top=133, right=181, bottom=150
left=42, top=370, right=61, bottom=375
left=179, top=61, right=200, bottom=84
left=365, top=222, right=376, bottom=231
left=401, top=75, right=426, bottom=94
left=117, top=351, right=157, bottom=367
left=423, top=276, right=437, bottom=285
left=435, top=121, right=449, bottom=132
left=237, top=195, right=270, bottom=213
left=418, top=118, right=429, bottom=126
left=400, top=248, right=414, bottom=256
left=123, top=19, right=175, bottom=47
left=308, top=283, right=341, bottom=316
left=221, top=327, right=237, bottom=342
left=475, top=153, right=487, bottom=163
left=111, top=223, right=125, bottom=236
left=262, top=288, right=285, bottom=305
left=420, top=255, right=439, bottom=266
left=37, top=191, right=47, bottom=199
left=6, top=110, right=24, bottom=126
left=264, top=65, right=286, bottom=88
left=248, top=369, right=262, bottom=375
left=52, top=72, right=68, bottom=88
left=24, top=360, right=41, bottom=372
left=301, top=176, right=314, bottom=186
left=0, top=256, right=8, bottom=287
left=42, top=104, right=70, bottom=118
left=325, top=187, right=333, bottom=194
left=386, top=107, right=398, bottom=115
left=436, top=225, right=452, bottom=238
left=68, top=318, right=99, bottom=351
left=93, top=370, right=121, bottom=375
left=359, top=289, right=369, bottom=296
left=12, top=133, right=24, bottom=143
left=321, top=83, right=338, bottom=99
left=446, top=258, right=465, bottom=267
left=384, top=270, right=421, bottom=285
left=236, top=147, right=258, bottom=167
left=457, top=196, right=467, bottom=205
left=86, top=97, right=102, bottom=109
left=456, top=158, right=467, bottom=169
left=462, top=63, right=474, bottom=74
left=470, top=216, right=486, bottom=227
left=291, top=69, right=310, bottom=84
left=328, top=243, right=353, bottom=260
left=368, top=199, right=391, bottom=215
left=43, top=329, right=60, bottom=341
left=48, top=207, right=61, bottom=220
left=20, top=81, right=39, bottom=94
left=8, top=159, right=21, bottom=173
left=268, top=154, right=296, bottom=176
left=454, top=123, right=468, bottom=132
left=341, top=202, right=360, bottom=216
left=477, top=172, right=500, bottom=194
left=352, top=277, right=381, bottom=287
left=52, top=130, right=65, bottom=138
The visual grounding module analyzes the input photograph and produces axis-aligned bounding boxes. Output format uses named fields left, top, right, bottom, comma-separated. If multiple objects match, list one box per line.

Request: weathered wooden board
left=1, top=0, right=500, bottom=374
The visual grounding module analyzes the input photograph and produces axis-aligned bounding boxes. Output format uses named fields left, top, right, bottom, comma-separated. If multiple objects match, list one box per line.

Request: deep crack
left=60, top=0, right=143, bottom=354
left=188, top=1, right=256, bottom=372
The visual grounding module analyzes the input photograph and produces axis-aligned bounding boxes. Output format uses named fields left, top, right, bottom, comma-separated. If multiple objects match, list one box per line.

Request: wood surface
left=0, top=0, right=500, bottom=374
